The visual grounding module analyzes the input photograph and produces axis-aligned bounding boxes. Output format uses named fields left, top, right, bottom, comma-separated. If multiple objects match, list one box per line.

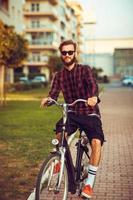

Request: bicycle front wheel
left=35, top=153, right=68, bottom=200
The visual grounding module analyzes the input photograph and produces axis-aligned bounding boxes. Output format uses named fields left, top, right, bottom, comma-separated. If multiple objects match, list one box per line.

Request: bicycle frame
left=49, top=99, right=90, bottom=194
left=55, top=102, right=76, bottom=191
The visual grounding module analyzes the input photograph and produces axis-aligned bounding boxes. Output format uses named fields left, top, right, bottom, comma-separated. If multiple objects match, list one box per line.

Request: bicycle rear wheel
left=75, top=142, right=89, bottom=196
left=35, top=153, right=68, bottom=200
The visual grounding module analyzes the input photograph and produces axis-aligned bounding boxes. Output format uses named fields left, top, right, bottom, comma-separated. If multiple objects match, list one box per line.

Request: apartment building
left=23, top=0, right=82, bottom=81
left=0, top=0, right=25, bottom=83
left=0, top=0, right=24, bottom=33
left=66, top=0, right=84, bottom=57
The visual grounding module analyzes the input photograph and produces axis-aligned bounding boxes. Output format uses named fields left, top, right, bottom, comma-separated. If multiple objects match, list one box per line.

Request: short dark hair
left=59, top=40, right=77, bottom=52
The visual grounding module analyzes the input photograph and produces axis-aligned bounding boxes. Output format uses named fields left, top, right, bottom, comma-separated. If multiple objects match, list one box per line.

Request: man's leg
left=90, top=138, right=102, bottom=166
left=86, top=139, right=102, bottom=186
left=82, top=138, right=102, bottom=198
left=56, top=132, right=68, bottom=142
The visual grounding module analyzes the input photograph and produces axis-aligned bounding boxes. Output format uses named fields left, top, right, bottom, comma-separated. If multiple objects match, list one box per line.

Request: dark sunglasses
left=61, top=51, right=75, bottom=56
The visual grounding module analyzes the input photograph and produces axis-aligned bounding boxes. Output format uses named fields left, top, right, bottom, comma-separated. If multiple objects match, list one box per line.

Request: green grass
left=0, top=87, right=62, bottom=200
left=7, top=87, right=50, bottom=100
left=0, top=101, right=61, bottom=160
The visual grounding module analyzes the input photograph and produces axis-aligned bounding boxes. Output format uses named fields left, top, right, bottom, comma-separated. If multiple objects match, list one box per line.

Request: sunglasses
left=61, top=51, right=75, bottom=56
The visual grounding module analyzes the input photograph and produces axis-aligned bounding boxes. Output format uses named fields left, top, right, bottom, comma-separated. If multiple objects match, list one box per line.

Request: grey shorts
left=56, top=112, right=105, bottom=145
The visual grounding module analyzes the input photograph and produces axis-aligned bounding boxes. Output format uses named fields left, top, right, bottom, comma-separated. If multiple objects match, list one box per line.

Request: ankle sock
left=85, top=164, right=98, bottom=188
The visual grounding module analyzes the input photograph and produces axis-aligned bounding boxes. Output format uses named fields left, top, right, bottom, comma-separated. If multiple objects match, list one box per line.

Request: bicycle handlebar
left=47, top=98, right=87, bottom=107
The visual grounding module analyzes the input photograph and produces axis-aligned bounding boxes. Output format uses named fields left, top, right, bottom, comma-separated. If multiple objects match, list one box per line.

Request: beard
left=61, top=56, right=76, bottom=66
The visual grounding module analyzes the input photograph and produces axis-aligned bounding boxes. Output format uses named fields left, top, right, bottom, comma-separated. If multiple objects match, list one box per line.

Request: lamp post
left=83, top=19, right=96, bottom=67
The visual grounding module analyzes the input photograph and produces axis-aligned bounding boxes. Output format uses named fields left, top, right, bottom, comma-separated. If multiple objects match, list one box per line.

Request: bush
left=5, top=82, right=15, bottom=92
left=11, top=82, right=44, bottom=91
left=14, top=82, right=31, bottom=91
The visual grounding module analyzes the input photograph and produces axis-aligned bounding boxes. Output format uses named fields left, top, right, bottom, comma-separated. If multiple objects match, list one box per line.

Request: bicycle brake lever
left=47, top=100, right=55, bottom=106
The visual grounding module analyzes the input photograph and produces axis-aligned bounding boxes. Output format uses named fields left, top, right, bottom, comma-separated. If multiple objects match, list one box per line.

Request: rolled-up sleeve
left=48, top=72, right=61, bottom=100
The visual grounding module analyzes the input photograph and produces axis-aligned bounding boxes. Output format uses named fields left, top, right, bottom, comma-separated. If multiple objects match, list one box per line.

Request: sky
left=77, top=0, right=133, bottom=39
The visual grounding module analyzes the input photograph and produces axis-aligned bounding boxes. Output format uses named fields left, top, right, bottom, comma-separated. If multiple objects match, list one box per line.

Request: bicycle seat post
left=60, top=103, right=68, bottom=146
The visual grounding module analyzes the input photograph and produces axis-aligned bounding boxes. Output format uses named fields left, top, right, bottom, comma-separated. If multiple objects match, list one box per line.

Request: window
left=32, top=52, right=40, bottom=62
left=31, top=3, right=35, bottom=11
left=60, top=21, right=65, bottom=30
left=29, top=66, right=40, bottom=74
left=0, top=0, right=9, bottom=11
left=31, top=20, right=40, bottom=28
left=61, top=36, right=65, bottom=42
left=11, top=6, right=15, bottom=18
left=72, top=33, right=75, bottom=39
left=36, top=3, right=39, bottom=11
left=31, top=3, right=40, bottom=11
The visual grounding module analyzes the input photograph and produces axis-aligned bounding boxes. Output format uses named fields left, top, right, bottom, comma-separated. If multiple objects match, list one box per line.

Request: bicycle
left=35, top=98, right=92, bottom=200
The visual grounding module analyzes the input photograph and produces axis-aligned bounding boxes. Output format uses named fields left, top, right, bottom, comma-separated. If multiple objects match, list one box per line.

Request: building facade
left=82, top=37, right=133, bottom=77
left=0, top=0, right=25, bottom=83
left=0, top=0, right=83, bottom=82
left=114, top=48, right=133, bottom=76
left=0, top=0, right=24, bottom=33
left=23, top=0, right=83, bottom=81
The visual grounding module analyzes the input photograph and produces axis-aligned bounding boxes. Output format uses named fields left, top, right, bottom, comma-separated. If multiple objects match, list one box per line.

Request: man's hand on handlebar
left=40, top=97, right=52, bottom=108
left=87, top=96, right=98, bottom=107
left=40, top=96, right=98, bottom=108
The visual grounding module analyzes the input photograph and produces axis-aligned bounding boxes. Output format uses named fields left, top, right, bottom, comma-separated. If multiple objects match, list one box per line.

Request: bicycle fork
left=55, top=147, right=66, bottom=191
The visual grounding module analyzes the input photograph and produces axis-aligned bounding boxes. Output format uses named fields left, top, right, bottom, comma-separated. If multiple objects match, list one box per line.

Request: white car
left=122, top=76, right=133, bottom=86
left=31, top=76, right=48, bottom=85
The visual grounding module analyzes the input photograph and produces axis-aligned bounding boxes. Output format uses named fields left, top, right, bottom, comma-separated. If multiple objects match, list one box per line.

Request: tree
left=92, top=67, right=103, bottom=79
left=48, top=55, right=63, bottom=79
left=0, top=20, right=28, bottom=106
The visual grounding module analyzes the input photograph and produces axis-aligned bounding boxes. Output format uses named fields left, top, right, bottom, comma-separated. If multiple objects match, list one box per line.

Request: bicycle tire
left=35, top=153, right=68, bottom=200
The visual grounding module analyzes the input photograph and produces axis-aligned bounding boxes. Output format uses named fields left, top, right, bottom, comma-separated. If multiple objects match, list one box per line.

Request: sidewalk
left=28, top=87, right=133, bottom=200
left=92, top=87, right=133, bottom=200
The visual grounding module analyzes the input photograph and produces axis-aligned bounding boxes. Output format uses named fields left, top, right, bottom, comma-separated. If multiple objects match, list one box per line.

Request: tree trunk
left=0, top=65, right=6, bottom=107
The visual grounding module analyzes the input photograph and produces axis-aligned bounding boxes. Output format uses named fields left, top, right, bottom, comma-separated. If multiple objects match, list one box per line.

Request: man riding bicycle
left=41, top=39, right=105, bottom=199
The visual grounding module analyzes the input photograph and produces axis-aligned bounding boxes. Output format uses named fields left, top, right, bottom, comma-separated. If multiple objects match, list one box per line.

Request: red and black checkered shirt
left=49, top=64, right=100, bottom=116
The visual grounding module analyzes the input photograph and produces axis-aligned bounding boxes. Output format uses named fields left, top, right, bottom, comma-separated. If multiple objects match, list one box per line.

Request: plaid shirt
left=49, top=64, right=100, bottom=116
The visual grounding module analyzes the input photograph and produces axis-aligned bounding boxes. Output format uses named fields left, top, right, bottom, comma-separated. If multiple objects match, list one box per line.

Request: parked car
left=16, top=76, right=32, bottom=90
left=19, top=76, right=31, bottom=84
left=122, top=76, right=133, bottom=86
left=31, top=76, right=48, bottom=86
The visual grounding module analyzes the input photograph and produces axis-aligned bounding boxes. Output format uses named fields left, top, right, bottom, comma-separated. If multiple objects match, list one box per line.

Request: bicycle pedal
left=54, top=189, right=59, bottom=194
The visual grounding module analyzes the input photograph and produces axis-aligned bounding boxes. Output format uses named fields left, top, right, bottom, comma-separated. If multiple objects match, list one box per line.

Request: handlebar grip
left=47, top=100, right=55, bottom=106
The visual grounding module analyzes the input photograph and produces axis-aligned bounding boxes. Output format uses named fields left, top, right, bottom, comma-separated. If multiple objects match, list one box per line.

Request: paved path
left=92, top=87, right=133, bottom=200
left=28, top=87, right=133, bottom=200
left=67, top=87, right=133, bottom=200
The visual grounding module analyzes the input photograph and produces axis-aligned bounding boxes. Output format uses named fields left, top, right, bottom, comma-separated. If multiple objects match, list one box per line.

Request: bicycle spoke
left=35, top=154, right=68, bottom=200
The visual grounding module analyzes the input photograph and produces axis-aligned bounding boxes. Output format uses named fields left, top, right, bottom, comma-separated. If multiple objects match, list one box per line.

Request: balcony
left=49, top=0, right=58, bottom=5
left=24, top=9, right=58, bottom=20
left=28, top=41, right=58, bottom=50
left=25, top=54, right=48, bottom=65
left=26, top=0, right=58, bottom=5
left=24, top=61, right=47, bottom=66
left=25, top=24, right=57, bottom=33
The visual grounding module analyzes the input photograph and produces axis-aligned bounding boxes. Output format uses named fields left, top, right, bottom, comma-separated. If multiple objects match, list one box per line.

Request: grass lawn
left=0, top=87, right=62, bottom=200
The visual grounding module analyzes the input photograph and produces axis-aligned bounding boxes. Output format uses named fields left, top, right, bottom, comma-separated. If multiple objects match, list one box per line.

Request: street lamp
left=83, top=20, right=96, bottom=67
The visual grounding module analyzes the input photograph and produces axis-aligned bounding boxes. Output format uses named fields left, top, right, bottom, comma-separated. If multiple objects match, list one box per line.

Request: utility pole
left=83, top=20, right=96, bottom=67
